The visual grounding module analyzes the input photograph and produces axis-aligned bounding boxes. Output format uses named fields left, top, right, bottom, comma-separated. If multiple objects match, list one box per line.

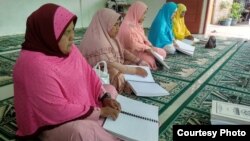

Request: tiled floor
left=206, top=22, right=250, bottom=40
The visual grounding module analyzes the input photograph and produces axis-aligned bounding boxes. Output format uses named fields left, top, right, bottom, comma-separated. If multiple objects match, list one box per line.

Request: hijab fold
left=148, top=2, right=177, bottom=48
left=80, top=8, right=124, bottom=66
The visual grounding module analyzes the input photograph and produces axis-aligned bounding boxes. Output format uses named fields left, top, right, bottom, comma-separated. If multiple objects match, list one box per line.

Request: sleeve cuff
left=86, top=107, right=101, bottom=120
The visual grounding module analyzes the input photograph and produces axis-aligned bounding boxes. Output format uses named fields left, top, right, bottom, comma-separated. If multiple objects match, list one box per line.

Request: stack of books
left=210, top=100, right=250, bottom=125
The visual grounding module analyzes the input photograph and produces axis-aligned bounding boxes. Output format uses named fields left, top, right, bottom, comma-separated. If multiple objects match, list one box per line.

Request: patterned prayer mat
left=0, top=57, right=15, bottom=87
left=0, top=31, right=249, bottom=140
left=0, top=98, right=16, bottom=141
left=208, top=70, right=250, bottom=94
left=153, top=62, right=206, bottom=82
left=0, top=51, right=20, bottom=62
left=0, top=35, right=24, bottom=52
left=221, top=58, right=250, bottom=75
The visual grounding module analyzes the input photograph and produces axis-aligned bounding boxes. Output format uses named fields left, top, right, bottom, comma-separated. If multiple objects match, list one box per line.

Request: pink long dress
left=118, top=1, right=167, bottom=70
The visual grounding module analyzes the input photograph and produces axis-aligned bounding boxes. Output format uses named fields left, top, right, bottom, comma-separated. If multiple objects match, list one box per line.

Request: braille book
left=124, top=65, right=169, bottom=97
left=103, top=95, right=159, bottom=141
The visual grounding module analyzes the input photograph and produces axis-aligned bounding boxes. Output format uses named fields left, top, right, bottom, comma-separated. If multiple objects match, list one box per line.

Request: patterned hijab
left=148, top=2, right=177, bottom=48
left=22, top=3, right=77, bottom=57
left=79, top=8, right=124, bottom=66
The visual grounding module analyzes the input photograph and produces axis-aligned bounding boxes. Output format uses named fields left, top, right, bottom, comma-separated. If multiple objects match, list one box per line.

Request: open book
left=124, top=65, right=169, bottom=97
left=151, top=50, right=170, bottom=69
left=103, top=95, right=159, bottom=141
left=175, top=40, right=195, bottom=56
left=182, top=38, right=200, bottom=45
left=211, top=100, right=250, bottom=125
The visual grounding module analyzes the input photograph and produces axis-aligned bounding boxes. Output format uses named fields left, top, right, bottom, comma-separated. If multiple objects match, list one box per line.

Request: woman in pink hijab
left=13, top=3, right=121, bottom=141
left=118, top=1, right=167, bottom=70
left=80, top=8, right=148, bottom=94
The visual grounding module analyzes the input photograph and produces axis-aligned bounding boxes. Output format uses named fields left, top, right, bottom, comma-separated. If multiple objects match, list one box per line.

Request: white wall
left=138, top=0, right=166, bottom=28
left=81, top=0, right=106, bottom=27
left=0, top=0, right=164, bottom=36
left=0, top=0, right=105, bottom=36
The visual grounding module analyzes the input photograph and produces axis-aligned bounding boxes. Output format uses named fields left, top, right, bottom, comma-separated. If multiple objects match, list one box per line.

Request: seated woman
left=173, top=3, right=194, bottom=40
left=14, top=4, right=121, bottom=141
left=79, top=8, right=148, bottom=94
left=118, top=1, right=167, bottom=70
left=148, top=2, right=178, bottom=54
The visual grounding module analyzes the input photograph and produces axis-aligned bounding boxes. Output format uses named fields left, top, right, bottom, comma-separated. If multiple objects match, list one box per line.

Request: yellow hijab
left=173, top=3, right=191, bottom=40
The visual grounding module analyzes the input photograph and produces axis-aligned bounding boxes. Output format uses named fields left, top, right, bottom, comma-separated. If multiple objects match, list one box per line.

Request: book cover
left=151, top=50, right=170, bottom=69
left=182, top=38, right=206, bottom=45
left=127, top=81, right=169, bottom=97
left=182, top=39, right=194, bottom=45
left=103, top=95, right=159, bottom=141
left=211, top=100, right=250, bottom=125
left=176, top=40, right=195, bottom=56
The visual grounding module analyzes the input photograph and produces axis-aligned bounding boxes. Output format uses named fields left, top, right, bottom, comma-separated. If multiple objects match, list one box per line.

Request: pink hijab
left=118, top=1, right=152, bottom=51
left=14, top=3, right=103, bottom=137
left=79, top=8, right=124, bottom=66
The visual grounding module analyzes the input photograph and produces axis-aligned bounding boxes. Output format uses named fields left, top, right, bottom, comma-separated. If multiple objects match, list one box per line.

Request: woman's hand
left=102, top=98, right=121, bottom=112
left=100, top=107, right=120, bottom=120
left=135, top=67, right=148, bottom=77
left=186, top=35, right=194, bottom=40
left=138, top=60, right=149, bottom=67
left=145, top=46, right=153, bottom=53
left=173, top=41, right=179, bottom=49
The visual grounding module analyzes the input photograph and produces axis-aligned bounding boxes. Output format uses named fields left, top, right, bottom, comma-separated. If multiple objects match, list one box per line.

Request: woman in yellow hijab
left=173, top=3, right=194, bottom=40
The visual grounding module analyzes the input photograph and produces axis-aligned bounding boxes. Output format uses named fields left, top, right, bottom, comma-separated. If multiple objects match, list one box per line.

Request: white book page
left=210, top=119, right=237, bottom=125
left=194, top=37, right=200, bottom=42
left=104, top=113, right=158, bottom=141
left=117, top=95, right=159, bottom=120
left=176, top=40, right=195, bottom=56
left=181, top=38, right=200, bottom=45
left=182, top=39, right=194, bottom=45
left=124, top=65, right=154, bottom=82
left=103, top=95, right=159, bottom=141
left=152, top=51, right=164, bottom=60
left=151, top=51, right=170, bottom=69
left=128, top=81, right=169, bottom=97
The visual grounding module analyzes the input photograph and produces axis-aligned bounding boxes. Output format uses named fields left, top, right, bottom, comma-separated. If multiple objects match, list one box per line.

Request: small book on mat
left=210, top=100, right=250, bottom=125
left=103, top=95, right=159, bottom=141
left=176, top=40, right=195, bottom=56
left=124, top=65, right=169, bottom=97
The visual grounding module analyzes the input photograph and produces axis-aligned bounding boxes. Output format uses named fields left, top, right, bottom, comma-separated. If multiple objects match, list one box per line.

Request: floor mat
left=0, top=33, right=248, bottom=140
left=0, top=57, right=14, bottom=87
left=0, top=35, right=24, bottom=52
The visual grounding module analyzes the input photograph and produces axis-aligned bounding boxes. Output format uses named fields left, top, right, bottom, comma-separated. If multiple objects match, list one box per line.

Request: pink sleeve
left=129, top=33, right=149, bottom=52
